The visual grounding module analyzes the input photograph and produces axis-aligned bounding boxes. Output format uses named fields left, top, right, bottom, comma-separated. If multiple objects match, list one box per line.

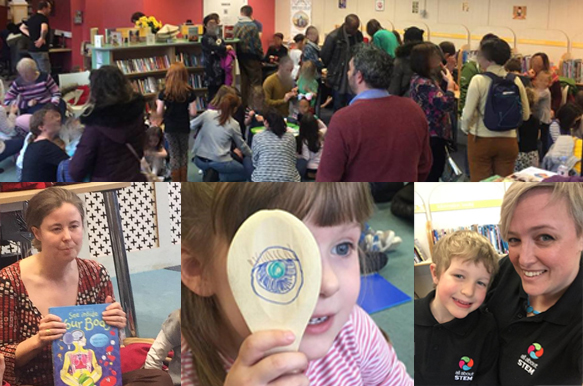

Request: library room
left=0, top=0, right=582, bottom=182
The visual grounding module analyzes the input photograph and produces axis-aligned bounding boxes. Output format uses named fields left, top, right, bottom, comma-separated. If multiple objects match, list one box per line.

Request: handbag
left=126, top=143, right=159, bottom=182
left=441, top=146, right=469, bottom=182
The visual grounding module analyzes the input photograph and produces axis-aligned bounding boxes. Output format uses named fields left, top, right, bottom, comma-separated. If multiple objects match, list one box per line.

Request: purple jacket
left=69, top=94, right=147, bottom=182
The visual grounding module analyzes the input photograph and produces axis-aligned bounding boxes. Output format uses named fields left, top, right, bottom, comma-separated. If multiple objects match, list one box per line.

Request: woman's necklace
left=526, top=296, right=541, bottom=315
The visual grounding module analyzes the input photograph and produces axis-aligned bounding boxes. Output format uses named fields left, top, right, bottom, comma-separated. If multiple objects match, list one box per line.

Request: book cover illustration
left=50, top=304, right=122, bottom=386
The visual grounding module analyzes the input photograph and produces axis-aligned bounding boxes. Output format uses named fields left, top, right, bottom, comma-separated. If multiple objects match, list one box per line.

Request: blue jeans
left=30, top=52, right=51, bottom=74
left=0, top=137, right=24, bottom=163
left=194, top=156, right=249, bottom=182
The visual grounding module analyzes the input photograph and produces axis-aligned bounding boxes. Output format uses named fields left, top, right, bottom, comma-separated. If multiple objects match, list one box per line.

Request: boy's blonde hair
left=432, top=230, right=500, bottom=280
left=182, top=182, right=374, bottom=386
left=500, top=182, right=583, bottom=239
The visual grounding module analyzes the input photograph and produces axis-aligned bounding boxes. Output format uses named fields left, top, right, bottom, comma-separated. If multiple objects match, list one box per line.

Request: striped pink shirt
left=182, top=305, right=413, bottom=386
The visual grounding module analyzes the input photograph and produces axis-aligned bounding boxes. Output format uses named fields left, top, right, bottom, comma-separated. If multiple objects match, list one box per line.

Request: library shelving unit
left=91, top=39, right=239, bottom=113
left=413, top=183, right=509, bottom=299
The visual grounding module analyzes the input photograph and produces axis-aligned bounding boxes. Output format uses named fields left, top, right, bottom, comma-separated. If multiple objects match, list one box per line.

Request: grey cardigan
left=190, top=109, right=251, bottom=162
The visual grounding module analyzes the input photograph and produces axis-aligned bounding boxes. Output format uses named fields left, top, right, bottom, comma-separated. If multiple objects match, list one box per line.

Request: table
left=250, top=122, right=300, bottom=136
left=0, top=182, right=139, bottom=337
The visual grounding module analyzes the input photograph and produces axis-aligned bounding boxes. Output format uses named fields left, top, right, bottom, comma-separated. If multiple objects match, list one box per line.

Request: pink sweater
left=182, top=305, right=413, bottom=386
left=317, top=96, right=432, bottom=182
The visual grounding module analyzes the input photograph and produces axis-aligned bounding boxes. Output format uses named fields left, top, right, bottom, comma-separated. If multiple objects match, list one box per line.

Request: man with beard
left=262, top=55, right=298, bottom=117
left=317, top=44, right=432, bottom=182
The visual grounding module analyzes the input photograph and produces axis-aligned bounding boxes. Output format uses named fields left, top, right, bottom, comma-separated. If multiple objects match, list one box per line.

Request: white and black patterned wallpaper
left=167, top=183, right=181, bottom=245
left=86, top=183, right=159, bottom=258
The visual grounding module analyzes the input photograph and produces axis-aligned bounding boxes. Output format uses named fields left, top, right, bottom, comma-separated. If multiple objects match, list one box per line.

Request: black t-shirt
left=158, top=89, right=197, bottom=133
left=22, top=139, right=69, bottom=182
left=414, top=290, right=499, bottom=385
left=518, top=115, right=540, bottom=152
left=485, top=256, right=583, bottom=385
left=264, top=45, right=288, bottom=62
left=25, top=13, right=49, bottom=52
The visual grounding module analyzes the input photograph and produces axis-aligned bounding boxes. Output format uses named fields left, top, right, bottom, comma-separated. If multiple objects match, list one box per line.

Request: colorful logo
left=528, top=343, right=544, bottom=359
left=459, top=356, right=474, bottom=371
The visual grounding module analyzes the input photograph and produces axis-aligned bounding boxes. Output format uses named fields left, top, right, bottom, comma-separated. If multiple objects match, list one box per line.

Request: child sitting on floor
left=144, top=309, right=180, bottom=386
left=21, top=107, right=68, bottom=182
left=297, top=112, right=326, bottom=180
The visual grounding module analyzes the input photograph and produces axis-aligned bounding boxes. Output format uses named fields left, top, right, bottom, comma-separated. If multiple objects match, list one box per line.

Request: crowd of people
left=0, top=3, right=581, bottom=182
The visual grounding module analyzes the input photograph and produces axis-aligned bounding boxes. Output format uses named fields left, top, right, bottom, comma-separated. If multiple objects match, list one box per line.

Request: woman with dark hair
left=0, top=187, right=173, bottom=386
left=69, top=65, right=147, bottom=181
left=251, top=110, right=300, bottom=181
left=191, top=93, right=251, bottom=181
left=366, top=19, right=398, bottom=57
left=302, top=26, right=323, bottom=73
left=409, top=42, right=456, bottom=181
left=202, top=13, right=233, bottom=103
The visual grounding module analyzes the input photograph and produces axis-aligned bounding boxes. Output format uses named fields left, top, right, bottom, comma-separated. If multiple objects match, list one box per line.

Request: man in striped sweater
left=234, top=5, right=263, bottom=107
left=4, top=57, right=62, bottom=115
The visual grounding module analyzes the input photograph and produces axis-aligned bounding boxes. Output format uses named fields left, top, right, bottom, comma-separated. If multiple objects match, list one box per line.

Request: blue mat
left=357, top=273, right=412, bottom=314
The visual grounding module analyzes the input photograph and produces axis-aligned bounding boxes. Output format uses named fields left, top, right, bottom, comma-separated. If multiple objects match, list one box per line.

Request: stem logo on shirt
left=454, top=356, right=475, bottom=381
left=528, top=343, right=544, bottom=359
left=518, top=343, right=543, bottom=375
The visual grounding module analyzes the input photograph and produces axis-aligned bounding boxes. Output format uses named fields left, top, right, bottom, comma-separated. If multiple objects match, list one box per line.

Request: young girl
left=191, top=93, right=251, bottom=182
left=297, top=112, right=326, bottom=180
left=21, top=107, right=69, bottom=182
left=181, top=183, right=413, bottom=386
left=549, top=102, right=583, bottom=144
left=244, top=86, right=267, bottom=144
left=251, top=110, right=300, bottom=182
left=297, top=61, right=319, bottom=108
left=532, top=70, right=552, bottom=148
left=143, top=126, right=168, bottom=180
left=157, top=62, right=197, bottom=182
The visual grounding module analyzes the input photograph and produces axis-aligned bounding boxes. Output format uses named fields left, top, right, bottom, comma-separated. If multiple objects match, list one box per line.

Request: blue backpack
left=482, top=72, right=523, bottom=131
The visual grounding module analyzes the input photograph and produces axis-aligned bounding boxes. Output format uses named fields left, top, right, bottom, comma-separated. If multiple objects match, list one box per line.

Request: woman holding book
left=485, top=182, right=582, bottom=385
left=0, top=187, right=173, bottom=386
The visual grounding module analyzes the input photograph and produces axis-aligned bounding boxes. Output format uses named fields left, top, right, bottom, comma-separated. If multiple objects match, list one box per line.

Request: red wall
left=248, top=0, right=275, bottom=55
left=143, top=0, right=202, bottom=26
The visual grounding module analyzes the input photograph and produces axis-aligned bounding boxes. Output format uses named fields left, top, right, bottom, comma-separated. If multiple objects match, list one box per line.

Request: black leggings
left=426, top=137, right=448, bottom=182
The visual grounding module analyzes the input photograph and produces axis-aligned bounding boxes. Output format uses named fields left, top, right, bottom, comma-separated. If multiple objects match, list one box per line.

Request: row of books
left=131, top=77, right=165, bottom=95
left=431, top=224, right=509, bottom=255
left=188, top=74, right=204, bottom=89
left=195, top=96, right=207, bottom=111
left=115, top=56, right=171, bottom=74
left=561, top=59, right=583, bottom=83
left=177, top=52, right=203, bottom=68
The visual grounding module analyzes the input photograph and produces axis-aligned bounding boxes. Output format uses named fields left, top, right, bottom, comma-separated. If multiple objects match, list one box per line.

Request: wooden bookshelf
left=90, top=38, right=239, bottom=108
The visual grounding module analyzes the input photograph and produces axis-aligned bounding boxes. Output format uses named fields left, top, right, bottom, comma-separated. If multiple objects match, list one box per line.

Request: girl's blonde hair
left=300, top=60, right=317, bottom=80
left=164, top=62, right=193, bottom=103
left=499, top=182, right=583, bottom=239
left=181, top=182, right=374, bottom=386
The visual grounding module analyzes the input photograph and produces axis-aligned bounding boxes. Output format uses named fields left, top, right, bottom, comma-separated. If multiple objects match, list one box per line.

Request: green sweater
left=459, top=60, right=479, bottom=114
left=372, top=29, right=398, bottom=58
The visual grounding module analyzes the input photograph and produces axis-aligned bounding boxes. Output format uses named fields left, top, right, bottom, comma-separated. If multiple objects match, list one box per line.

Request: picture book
left=50, top=304, right=122, bottom=386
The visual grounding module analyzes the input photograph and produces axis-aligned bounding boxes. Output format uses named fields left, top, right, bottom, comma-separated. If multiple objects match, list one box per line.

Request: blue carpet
left=111, top=268, right=180, bottom=339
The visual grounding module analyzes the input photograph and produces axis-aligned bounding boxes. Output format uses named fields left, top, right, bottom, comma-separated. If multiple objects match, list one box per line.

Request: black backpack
left=482, top=72, right=523, bottom=132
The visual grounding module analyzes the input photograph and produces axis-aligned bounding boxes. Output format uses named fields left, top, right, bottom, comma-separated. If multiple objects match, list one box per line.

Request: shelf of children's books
left=124, top=69, right=168, bottom=78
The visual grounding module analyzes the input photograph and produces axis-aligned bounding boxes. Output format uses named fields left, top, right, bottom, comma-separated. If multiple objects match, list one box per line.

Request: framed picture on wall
left=339, top=0, right=346, bottom=9
left=513, top=6, right=526, bottom=20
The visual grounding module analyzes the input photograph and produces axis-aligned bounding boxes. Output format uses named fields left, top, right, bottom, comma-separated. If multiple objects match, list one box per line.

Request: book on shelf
left=131, top=77, right=165, bottom=95
left=188, top=74, right=204, bottom=89
left=431, top=225, right=509, bottom=255
left=561, top=59, right=583, bottom=83
left=50, top=304, right=122, bottom=386
left=195, top=96, right=207, bottom=111
left=115, top=56, right=171, bottom=74
left=177, top=52, right=203, bottom=68
left=223, top=25, right=235, bottom=40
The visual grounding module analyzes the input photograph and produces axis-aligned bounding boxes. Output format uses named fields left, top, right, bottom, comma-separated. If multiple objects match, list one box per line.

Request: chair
left=58, top=71, right=90, bottom=117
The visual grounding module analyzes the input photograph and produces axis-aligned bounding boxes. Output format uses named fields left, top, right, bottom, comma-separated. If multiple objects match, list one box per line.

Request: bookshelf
left=90, top=39, right=239, bottom=113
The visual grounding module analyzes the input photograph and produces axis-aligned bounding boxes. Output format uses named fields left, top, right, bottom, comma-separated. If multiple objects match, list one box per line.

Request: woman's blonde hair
left=181, top=182, right=374, bottom=386
left=499, top=182, right=583, bottom=239
left=26, top=187, right=85, bottom=251
left=164, top=62, right=193, bottom=103
left=432, top=230, right=500, bottom=282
